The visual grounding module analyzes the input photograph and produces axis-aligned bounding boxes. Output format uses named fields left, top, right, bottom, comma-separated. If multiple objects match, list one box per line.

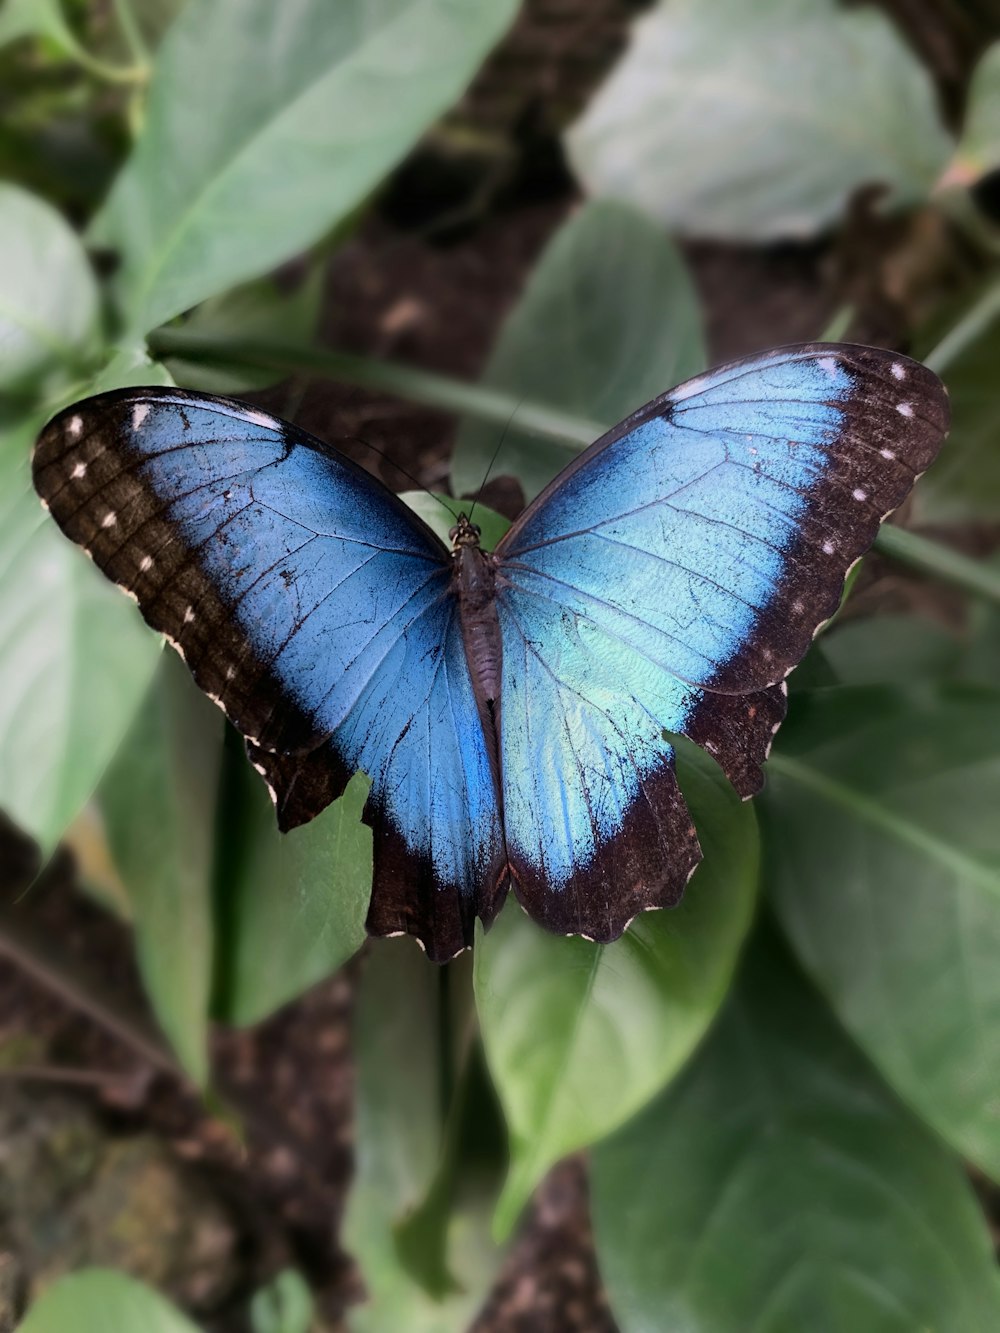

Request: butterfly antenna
left=468, top=397, right=523, bottom=523
left=340, top=430, right=460, bottom=523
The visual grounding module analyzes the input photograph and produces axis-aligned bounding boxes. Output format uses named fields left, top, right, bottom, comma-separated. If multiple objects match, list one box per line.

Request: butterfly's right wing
left=492, top=345, right=948, bottom=941
left=33, top=389, right=505, bottom=960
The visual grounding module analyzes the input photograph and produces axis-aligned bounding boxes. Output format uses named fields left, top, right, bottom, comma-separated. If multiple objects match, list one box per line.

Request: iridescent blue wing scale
left=493, top=344, right=948, bottom=938
left=33, top=390, right=505, bottom=961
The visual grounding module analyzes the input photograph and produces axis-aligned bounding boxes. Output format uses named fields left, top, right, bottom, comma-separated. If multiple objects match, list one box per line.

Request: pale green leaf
left=475, top=745, right=758, bottom=1238
left=93, top=0, right=519, bottom=333
left=99, top=652, right=222, bottom=1084
left=945, top=41, right=1000, bottom=187
left=566, top=0, right=952, bottom=241
left=451, top=200, right=705, bottom=502
left=17, top=1268, right=201, bottom=1333
left=164, top=266, right=324, bottom=395
left=216, top=759, right=371, bottom=1027
left=0, top=183, right=98, bottom=392
left=765, top=684, right=1000, bottom=1179
left=344, top=940, right=502, bottom=1332
left=591, top=923, right=1000, bottom=1332
left=250, top=1269, right=314, bottom=1333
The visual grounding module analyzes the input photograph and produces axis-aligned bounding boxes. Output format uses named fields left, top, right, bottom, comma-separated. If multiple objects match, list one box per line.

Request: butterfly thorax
left=451, top=514, right=503, bottom=708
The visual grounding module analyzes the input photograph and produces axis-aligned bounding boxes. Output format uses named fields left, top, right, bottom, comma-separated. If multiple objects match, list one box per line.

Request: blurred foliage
left=1, top=0, right=999, bottom=1328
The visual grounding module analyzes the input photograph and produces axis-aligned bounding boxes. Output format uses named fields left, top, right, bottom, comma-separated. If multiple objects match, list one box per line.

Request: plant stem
left=923, top=276, right=1000, bottom=375
left=147, top=327, right=603, bottom=448
left=147, top=326, right=1000, bottom=606
left=873, top=525, right=1000, bottom=604
left=110, top=0, right=151, bottom=67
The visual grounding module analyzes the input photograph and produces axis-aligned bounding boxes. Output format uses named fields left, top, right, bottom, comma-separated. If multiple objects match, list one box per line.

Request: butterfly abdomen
left=455, top=544, right=503, bottom=706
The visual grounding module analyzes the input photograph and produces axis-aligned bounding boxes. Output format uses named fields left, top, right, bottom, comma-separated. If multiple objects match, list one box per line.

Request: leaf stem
left=873, top=525, right=1000, bottom=605
left=923, top=275, right=1000, bottom=375
left=147, top=326, right=1000, bottom=606
left=147, top=326, right=603, bottom=447
left=110, top=0, right=151, bottom=67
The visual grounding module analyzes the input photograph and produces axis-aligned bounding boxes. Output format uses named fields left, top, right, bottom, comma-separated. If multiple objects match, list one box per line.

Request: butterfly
left=33, top=344, right=948, bottom=961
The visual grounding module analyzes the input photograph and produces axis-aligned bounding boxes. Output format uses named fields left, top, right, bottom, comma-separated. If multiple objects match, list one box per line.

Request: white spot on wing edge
left=891, top=362, right=906, bottom=380
left=818, top=356, right=839, bottom=376
left=101, top=511, right=117, bottom=528
left=669, top=373, right=710, bottom=402
left=132, top=402, right=150, bottom=429
left=242, top=407, right=279, bottom=430
left=896, top=402, right=914, bottom=418
left=67, top=415, right=83, bottom=439
left=880, top=447, right=896, bottom=460
left=852, top=488, right=867, bottom=501
left=822, top=540, right=836, bottom=555
left=139, top=555, right=153, bottom=572
left=183, top=605, right=196, bottom=624
left=71, top=462, right=87, bottom=479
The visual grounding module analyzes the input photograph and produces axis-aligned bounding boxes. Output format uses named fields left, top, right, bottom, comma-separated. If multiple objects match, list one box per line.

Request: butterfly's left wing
left=33, top=389, right=505, bottom=961
left=492, top=343, right=949, bottom=940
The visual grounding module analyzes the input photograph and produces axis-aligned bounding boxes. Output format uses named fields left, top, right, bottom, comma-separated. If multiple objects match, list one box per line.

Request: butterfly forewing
left=33, top=390, right=505, bottom=961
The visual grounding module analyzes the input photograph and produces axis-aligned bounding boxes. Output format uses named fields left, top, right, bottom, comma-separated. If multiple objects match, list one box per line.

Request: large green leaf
left=93, top=0, right=519, bottom=333
left=946, top=41, right=1000, bottom=188
left=591, top=923, right=1000, bottom=1333
left=343, top=940, right=502, bottom=1332
left=163, top=266, right=324, bottom=395
left=0, top=382, right=164, bottom=852
left=98, top=652, right=222, bottom=1084
left=450, top=200, right=705, bottom=503
left=0, top=183, right=98, bottom=392
left=250, top=1270, right=314, bottom=1333
left=566, top=0, right=951, bottom=242
left=475, top=745, right=758, bottom=1239
left=17, top=1268, right=201, bottom=1333
left=764, top=684, right=1000, bottom=1179
left=215, top=753, right=371, bottom=1028
left=913, top=289, right=1000, bottom=522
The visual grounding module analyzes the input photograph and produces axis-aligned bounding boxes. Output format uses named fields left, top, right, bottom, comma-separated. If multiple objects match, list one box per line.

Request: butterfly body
left=33, top=345, right=949, bottom=960
left=451, top=516, right=504, bottom=710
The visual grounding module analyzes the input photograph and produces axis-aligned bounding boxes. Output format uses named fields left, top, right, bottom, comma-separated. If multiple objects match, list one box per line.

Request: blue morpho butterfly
left=33, top=344, right=948, bottom=961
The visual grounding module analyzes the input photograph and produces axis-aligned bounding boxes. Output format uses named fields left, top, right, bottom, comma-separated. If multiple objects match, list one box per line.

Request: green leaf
left=164, top=267, right=324, bottom=395
left=591, top=922, right=1000, bottom=1333
left=914, top=286, right=1000, bottom=522
left=475, top=744, right=758, bottom=1239
left=98, top=652, right=223, bottom=1084
left=17, top=1268, right=202, bottom=1333
left=343, top=940, right=503, bottom=1332
left=945, top=41, right=1000, bottom=188
left=399, top=493, right=510, bottom=551
left=93, top=0, right=519, bottom=333
left=765, top=684, right=1000, bottom=1179
left=0, top=401, right=162, bottom=854
left=566, top=0, right=952, bottom=242
left=0, top=183, right=98, bottom=392
left=818, top=613, right=963, bottom=686
left=250, top=1269, right=314, bottom=1333
left=451, top=200, right=705, bottom=503
left=215, top=751, right=371, bottom=1028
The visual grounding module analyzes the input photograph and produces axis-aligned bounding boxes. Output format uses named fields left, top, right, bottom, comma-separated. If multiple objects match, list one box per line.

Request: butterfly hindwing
left=494, top=344, right=948, bottom=935
left=33, top=389, right=505, bottom=961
